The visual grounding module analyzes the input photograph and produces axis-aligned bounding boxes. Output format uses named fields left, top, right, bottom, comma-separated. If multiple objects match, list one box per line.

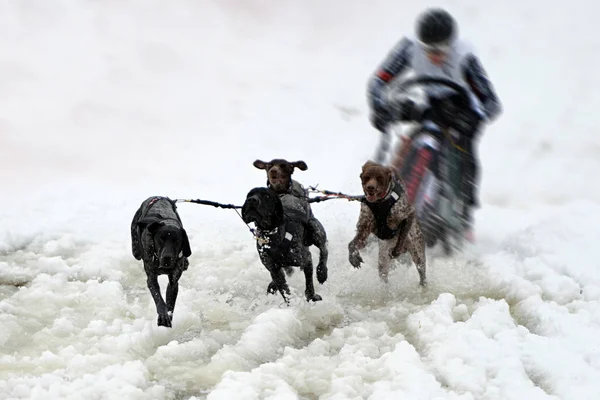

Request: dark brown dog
left=348, top=160, right=427, bottom=285
left=253, top=159, right=308, bottom=196
left=253, top=158, right=328, bottom=282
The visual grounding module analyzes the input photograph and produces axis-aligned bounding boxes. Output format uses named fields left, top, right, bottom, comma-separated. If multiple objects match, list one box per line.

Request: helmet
left=416, top=8, right=457, bottom=47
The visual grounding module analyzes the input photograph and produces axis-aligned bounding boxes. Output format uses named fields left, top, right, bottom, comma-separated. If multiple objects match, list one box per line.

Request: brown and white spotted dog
left=348, top=160, right=427, bottom=286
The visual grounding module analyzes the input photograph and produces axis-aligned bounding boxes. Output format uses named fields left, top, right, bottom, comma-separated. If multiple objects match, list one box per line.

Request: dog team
left=131, top=159, right=427, bottom=327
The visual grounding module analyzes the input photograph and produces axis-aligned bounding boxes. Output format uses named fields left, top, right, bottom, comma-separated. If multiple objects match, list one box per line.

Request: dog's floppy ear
left=386, top=167, right=395, bottom=184
left=137, top=217, right=164, bottom=234
left=181, top=228, right=192, bottom=257
left=253, top=160, right=270, bottom=170
left=147, top=222, right=165, bottom=235
left=167, top=197, right=178, bottom=207
left=131, top=206, right=144, bottom=260
left=291, top=161, right=308, bottom=171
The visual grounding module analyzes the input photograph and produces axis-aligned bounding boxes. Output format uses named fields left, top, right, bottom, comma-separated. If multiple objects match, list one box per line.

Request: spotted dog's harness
left=362, top=179, right=407, bottom=240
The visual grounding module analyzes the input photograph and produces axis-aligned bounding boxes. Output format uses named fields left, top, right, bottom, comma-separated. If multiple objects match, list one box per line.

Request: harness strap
left=362, top=179, right=405, bottom=240
left=144, top=214, right=181, bottom=224
left=141, top=197, right=185, bottom=263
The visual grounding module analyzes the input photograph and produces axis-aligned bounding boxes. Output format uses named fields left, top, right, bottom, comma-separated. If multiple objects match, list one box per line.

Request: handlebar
left=386, top=75, right=472, bottom=128
left=394, top=76, right=470, bottom=99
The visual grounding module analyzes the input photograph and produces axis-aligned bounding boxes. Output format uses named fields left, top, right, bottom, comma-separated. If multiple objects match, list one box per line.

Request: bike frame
left=379, top=75, right=474, bottom=254
left=397, top=122, right=468, bottom=252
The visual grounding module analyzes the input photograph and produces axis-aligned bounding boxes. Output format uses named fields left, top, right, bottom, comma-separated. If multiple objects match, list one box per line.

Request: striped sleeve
left=367, top=37, right=414, bottom=110
left=462, top=54, right=502, bottom=121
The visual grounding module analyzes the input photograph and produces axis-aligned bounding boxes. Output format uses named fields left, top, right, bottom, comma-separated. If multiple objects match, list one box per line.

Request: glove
left=370, top=106, right=393, bottom=132
left=398, top=99, right=423, bottom=122
left=455, top=110, right=485, bottom=139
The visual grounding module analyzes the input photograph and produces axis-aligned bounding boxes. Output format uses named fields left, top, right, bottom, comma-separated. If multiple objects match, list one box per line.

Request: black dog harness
left=255, top=194, right=308, bottom=265
left=140, top=196, right=185, bottom=262
left=362, top=180, right=406, bottom=240
left=255, top=216, right=300, bottom=264
left=266, top=179, right=308, bottom=198
left=144, top=196, right=182, bottom=223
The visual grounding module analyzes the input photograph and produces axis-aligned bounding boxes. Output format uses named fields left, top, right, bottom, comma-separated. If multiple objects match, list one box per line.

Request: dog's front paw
left=307, top=293, right=322, bottom=302
left=267, top=281, right=278, bottom=295
left=391, top=246, right=406, bottom=259
left=391, top=238, right=408, bottom=258
left=157, top=311, right=173, bottom=328
left=349, top=249, right=363, bottom=269
left=316, top=264, right=328, bottom=284
left=267, top=281, right=290, bottom=297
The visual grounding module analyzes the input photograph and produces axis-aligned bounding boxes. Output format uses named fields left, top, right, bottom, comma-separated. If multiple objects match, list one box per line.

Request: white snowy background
left=1, top=0, right=600, bottom=399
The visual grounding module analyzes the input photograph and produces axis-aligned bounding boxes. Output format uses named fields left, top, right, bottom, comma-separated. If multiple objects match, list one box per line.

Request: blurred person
left=366, top=7, right=502, bottom=241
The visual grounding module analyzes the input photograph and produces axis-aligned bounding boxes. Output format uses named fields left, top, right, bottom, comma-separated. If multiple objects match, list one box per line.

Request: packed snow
left=1, top=1, right=600, bottom=399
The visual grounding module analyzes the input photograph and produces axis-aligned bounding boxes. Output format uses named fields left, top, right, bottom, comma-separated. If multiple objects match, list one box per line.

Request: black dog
left=253, top=158, right=329, bottom=278
left=241, top=187, right=327, bottom=304
left=131, top=196, right=192, bottom=327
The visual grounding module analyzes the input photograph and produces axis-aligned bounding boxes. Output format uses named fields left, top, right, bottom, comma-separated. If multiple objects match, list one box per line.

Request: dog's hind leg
left=316, top=245, right=329, bottom=285
left=304, top=217, right=324, bottom=245
left=377, top=239, right=395, bottom=283
left=308, top=218, right=329, bottom=285
left=407, top=238, right=427, bottom=287
left=302, top=257, right=322, bottom=302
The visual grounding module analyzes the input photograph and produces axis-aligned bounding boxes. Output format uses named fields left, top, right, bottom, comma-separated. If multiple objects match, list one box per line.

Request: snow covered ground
left=1, top=0, right=600, bottom=399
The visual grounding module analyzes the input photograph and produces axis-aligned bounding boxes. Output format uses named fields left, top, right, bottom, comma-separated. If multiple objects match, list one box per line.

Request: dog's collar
left=148, top=197, right=161, bottom=207
left=258, top=226, right=279, bottom=237
left=266, top=179, right=292, bottom=192
left=253, top=225, right=278, bottom=246
left=254, top=222, right=295, bottom=247
left=381, top=180, right=395, bottom=200
left=151, top=250, right=183, bottom=264
left=365, top=179, right=398, bottom=204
